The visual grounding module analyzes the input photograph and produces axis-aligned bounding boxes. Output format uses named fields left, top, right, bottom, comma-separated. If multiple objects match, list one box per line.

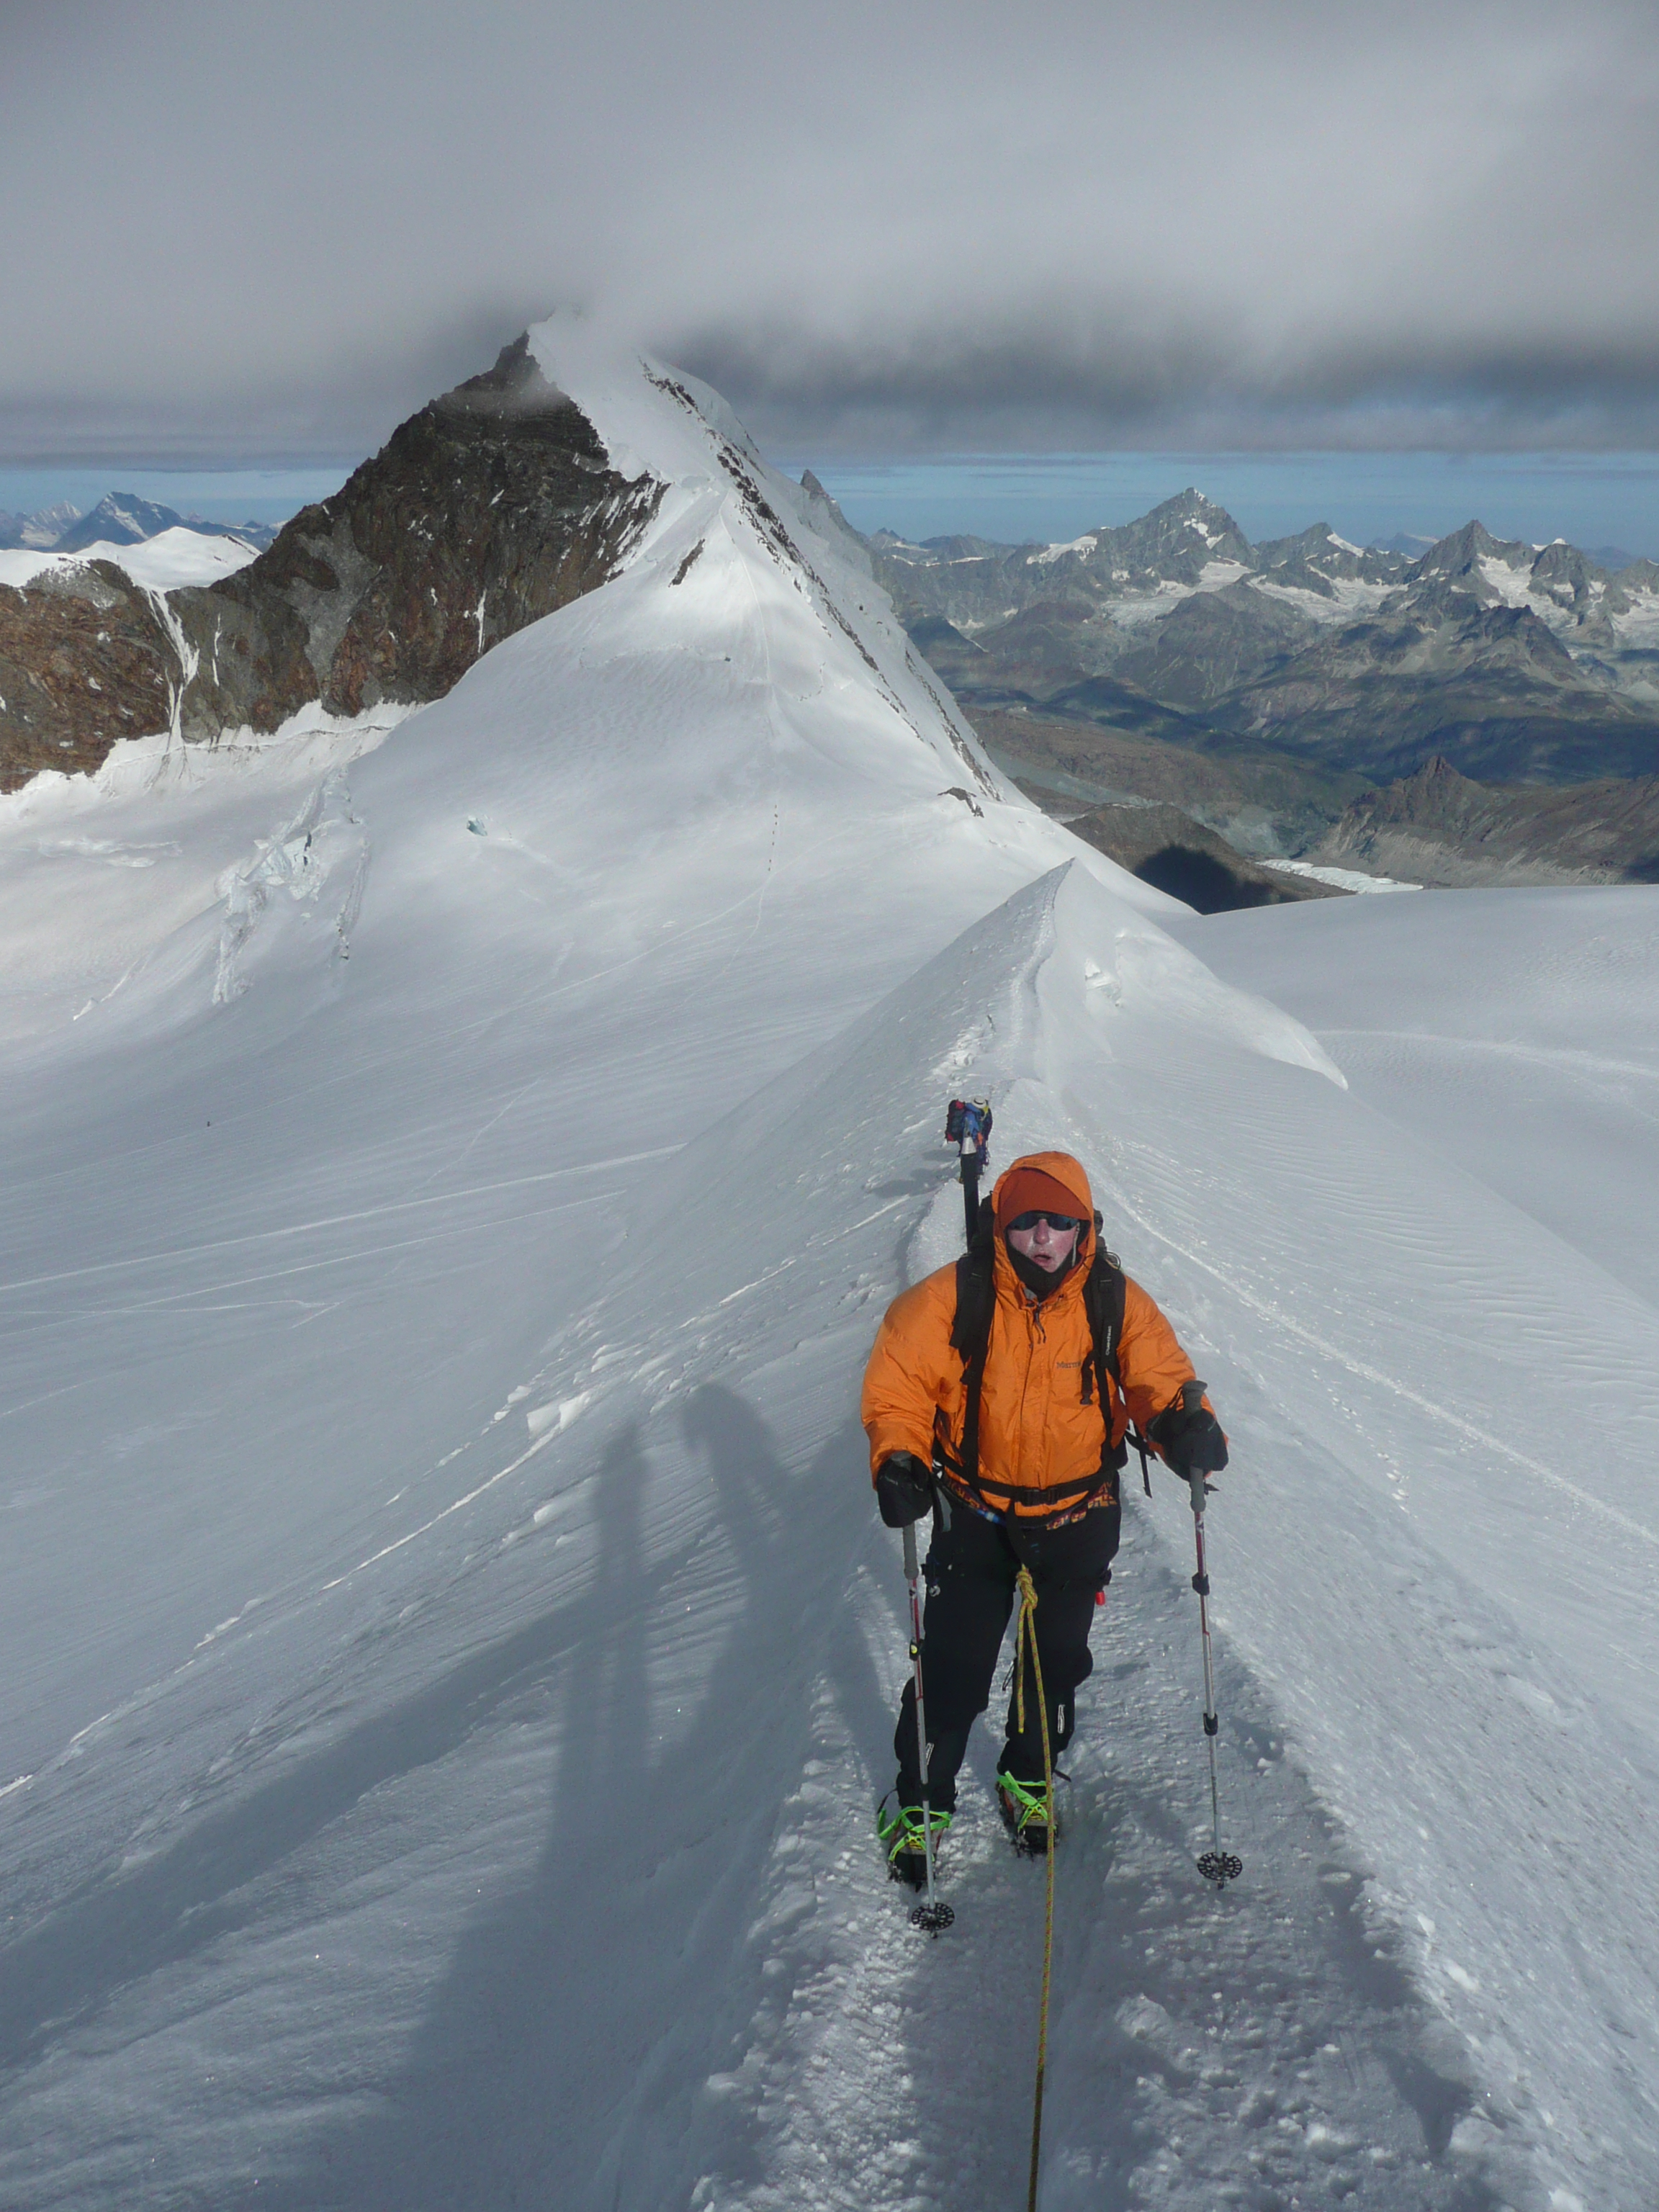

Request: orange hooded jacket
left=860, top=1151, right=1205, bottom=1519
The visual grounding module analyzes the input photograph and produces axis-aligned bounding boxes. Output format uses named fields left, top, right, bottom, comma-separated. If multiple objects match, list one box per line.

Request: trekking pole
left=1179, top=1395, right=1242, bottom=1888
left=959, top=1136, right=980, bottom=1248
left=903, top=1520, right=954, bottom=1934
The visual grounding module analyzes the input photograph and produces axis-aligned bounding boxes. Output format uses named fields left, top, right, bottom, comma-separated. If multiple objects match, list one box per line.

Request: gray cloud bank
left=3, top=0, right=1657, bottom=464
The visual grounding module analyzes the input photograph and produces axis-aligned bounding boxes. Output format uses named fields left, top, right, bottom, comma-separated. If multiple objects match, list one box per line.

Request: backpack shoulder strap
left=947, top=1210, right=997, bottom=1483
left=1083, top=1215, right=1154, bottom=1492
left=1080, top=1215, right=1126, bottom=1405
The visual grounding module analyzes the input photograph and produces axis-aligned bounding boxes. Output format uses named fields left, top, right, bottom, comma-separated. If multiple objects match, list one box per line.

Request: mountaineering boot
left=997, top=1770, right=1055, bottom=1855
left=878, top=1795, right=951, bottom=1889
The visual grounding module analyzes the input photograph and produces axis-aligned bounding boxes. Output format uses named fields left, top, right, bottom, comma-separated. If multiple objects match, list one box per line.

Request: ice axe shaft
left=960, top=1136, right=979, bottom=1246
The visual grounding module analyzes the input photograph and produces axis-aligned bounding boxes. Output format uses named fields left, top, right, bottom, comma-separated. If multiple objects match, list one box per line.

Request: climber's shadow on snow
left=862, top=1167, right=950, bottom=1199
left=0, top=1470, right=678, bottom=2089
left=261, top=1382, right=862, bottom=2211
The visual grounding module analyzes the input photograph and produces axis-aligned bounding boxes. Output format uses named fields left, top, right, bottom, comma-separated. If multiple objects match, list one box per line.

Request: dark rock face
left=0, top=564, right=177, bottom=784
left=1064, top=800, right=1344, bottom=911
left=171, top=338, right=661, bottom=740
left=1315, top=753, right=1659, bottom=886
left=1, top=336, right=662, bottom=790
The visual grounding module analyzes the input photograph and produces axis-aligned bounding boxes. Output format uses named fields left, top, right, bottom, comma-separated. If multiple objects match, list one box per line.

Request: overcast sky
left=3, top=0, right=1656, bottom=467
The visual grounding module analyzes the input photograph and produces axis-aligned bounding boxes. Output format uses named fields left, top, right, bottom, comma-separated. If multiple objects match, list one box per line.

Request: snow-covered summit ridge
left=0, top=328, right=1207, bottom=1064
left=522, top=318, right=1010, bottom=814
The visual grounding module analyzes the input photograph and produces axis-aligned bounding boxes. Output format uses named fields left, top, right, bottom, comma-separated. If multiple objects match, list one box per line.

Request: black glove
left=1148, top=1401, right=1229, bottom=1480
left=876, top=1452, right=935, bottom=1527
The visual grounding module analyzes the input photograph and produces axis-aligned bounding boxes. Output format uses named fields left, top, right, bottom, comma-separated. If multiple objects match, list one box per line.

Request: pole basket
left=909, top=1899, right=956, bottom=1935
left=1197, top=1849, right=1244, bottom=1887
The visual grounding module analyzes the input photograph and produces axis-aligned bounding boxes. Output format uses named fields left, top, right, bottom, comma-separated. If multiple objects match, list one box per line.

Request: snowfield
left=1, top=328, right=1657, bottom=2212
left=0, top=525, right=260, bottom=595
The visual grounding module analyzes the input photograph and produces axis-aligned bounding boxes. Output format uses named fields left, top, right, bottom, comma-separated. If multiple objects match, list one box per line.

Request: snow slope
left=1178, top=889, right=1659, bottom=1310
left=0, top=524, right=259, bottom=594
left=2, top=329, right=1656, bottom=2212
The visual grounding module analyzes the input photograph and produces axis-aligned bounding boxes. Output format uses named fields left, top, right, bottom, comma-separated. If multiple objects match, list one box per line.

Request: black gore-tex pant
left=894, top=1496, right=1120, bottom=1812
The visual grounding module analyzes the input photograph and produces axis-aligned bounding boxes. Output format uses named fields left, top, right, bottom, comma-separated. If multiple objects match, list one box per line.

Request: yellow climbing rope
left=1012, top=1564, right=1056, bottom=2212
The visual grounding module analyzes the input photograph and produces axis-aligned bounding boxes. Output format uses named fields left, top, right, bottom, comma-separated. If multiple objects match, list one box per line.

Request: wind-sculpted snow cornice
left=0, top=336, right=664, bottom=788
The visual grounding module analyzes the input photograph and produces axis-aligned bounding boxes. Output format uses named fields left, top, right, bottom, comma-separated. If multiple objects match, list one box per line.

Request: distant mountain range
left=863, top=488, right=1659, bottom=789
left=0, top=493, right=278, bottom=553
left=0, top=499, right=84, bottom=549
left=819, top=486, right=1659, bottom=889
left=1310, top=753, right=1659, bottom=887
left=6, top=409, right=1659, bottom=891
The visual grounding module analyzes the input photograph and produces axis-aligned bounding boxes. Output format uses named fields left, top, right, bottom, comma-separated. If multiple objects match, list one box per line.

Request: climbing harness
left=938, top=1200, right=1129, bottom=1522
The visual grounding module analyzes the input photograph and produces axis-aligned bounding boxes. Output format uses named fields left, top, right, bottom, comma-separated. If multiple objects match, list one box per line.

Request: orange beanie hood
left=992, top=1151, right=1094, bottom=1229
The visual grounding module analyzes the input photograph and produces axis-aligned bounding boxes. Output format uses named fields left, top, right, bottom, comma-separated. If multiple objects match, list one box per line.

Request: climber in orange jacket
left=861, top=1149, right=1228, bottom=1881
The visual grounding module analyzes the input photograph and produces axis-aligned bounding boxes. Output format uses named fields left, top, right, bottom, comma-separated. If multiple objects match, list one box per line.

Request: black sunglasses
left=1007, top=1210, right=1083, bottom=1234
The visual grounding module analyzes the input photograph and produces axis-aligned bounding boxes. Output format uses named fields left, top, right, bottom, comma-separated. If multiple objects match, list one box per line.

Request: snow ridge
left=0, top=333, right=1655, bottom=2212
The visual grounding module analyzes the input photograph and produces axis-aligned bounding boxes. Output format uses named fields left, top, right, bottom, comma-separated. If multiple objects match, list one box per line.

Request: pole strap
left=1014, top=1565, right=1056, bottom=2212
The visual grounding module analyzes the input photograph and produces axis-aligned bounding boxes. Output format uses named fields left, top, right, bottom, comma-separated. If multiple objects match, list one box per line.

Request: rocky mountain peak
left=1, top=332, right=664, bottom=789
left=1408, top=519, right=1532, bottom=585
left=1078, top=488, right=1252, bottom=585
left=1529, top=539, right=1610, bottom=613
left=796, top=470, right=873, bottom=575
left=1405, top=752, right=1467, bottom=792
left=1254, top=522, right=1405, bottom=593
left=0, top=499, right=84, bottom=551
left=55, top=494, right=189, bottom=552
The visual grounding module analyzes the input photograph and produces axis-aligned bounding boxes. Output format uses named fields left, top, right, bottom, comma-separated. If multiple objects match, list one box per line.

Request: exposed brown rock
left=1314, top=753, right=1659, bottom=886
left=1, top=336, right=663, bottom=791
left=0, top=563, right=176, bottom=787
left=1065, top=800, right=1346, bottom=912
left=968, top=703, right=1366, bottom=851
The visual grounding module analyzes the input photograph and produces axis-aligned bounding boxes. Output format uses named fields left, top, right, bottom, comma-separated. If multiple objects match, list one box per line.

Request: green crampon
left=996, top=1770, right=1056, bottom=1853
left=877, top=1797, right=952, bottom=1886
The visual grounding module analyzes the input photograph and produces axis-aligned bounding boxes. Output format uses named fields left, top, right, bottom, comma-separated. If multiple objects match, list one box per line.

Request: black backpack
left=937, top=1200, right=1142, bottom=1514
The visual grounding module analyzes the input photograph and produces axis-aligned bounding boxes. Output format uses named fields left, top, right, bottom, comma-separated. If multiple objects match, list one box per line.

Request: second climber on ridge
left=860, top=1148, right=1228, bottom=1887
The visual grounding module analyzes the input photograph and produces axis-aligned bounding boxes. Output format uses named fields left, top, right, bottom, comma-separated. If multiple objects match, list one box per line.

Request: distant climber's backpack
left=936, top=1200, right=1132, bottom=1515
left=944, top=1097, right=990, bottom=1146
